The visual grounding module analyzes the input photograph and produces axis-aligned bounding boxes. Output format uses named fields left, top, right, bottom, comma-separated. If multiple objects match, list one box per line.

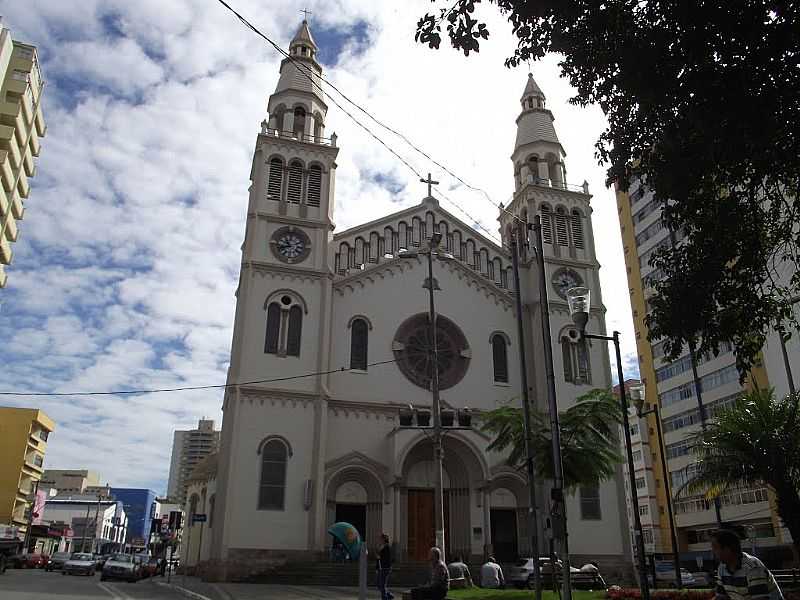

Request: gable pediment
left=331, top=199, right=515, bottom=297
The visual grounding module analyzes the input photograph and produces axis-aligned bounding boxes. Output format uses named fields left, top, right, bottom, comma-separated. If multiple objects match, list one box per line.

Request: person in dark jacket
left=376, top=533, right=394, bottom=600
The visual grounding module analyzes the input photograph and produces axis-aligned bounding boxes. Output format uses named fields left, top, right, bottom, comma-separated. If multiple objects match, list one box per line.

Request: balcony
left=3, top=214, right=18, bottom=241
left=0, top=234, right=11, bottom=264
left=520, top=173, right=590, bottom=194
left=263, top=127, right=336, bottom=147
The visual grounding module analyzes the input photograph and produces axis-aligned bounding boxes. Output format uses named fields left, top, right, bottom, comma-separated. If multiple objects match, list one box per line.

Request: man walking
left=377, top=533, right=394, bottom=600
left=712, top=529, right=783, bottom=600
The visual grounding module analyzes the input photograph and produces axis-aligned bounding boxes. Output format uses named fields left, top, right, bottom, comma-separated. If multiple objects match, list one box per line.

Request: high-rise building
left=167, top=419, right=220, bottom=505
left=616, top=177, right=795, bottom=566
left=0, top=19, right=46, bottom=288
left=0, top=407, right=54, bottom=536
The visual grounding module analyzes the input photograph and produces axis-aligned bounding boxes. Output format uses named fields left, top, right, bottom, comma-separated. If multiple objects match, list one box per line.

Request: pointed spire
left=521, top=72, right=543, bottom=100
left=291, top=19, right=318, bottom=51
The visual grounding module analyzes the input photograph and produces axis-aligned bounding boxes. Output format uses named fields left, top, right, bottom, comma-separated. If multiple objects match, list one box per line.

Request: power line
left=0, top=358, right=399, bottom=398
left=212, top=0, right=522, bottom=242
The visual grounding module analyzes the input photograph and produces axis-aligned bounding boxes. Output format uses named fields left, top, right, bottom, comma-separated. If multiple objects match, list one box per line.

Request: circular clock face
left=270, top=227, right=311, bottom=264
left=552, top=268, right=583, bottom=299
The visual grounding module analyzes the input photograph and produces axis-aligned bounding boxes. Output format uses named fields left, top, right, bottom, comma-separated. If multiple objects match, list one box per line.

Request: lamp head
left=430, top=232, right=443, bottom=247
left=566, top=286, right=591, bottom=333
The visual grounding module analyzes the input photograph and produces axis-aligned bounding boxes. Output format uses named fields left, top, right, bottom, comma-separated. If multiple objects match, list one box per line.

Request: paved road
left=0, top=568, right=188, bottom=600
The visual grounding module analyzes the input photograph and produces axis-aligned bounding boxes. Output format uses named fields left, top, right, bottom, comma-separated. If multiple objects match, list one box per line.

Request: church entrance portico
left=325, top=466, right=384, bottom=553
left=399, top=435, right=487, bottom=561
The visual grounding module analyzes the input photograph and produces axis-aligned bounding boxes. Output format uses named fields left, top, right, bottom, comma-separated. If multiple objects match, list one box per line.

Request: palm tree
left=681, top=387, right=800, bottom=561
left=480, top=388, right=623, bottom=488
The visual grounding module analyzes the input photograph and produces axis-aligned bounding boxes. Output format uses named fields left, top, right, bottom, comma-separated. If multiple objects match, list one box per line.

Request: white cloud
left=0, top=0, right=637, bottom=492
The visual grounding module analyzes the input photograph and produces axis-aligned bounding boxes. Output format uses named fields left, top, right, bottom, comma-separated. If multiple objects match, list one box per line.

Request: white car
left=509, top=557, right=563, bottom=589
left=651, top=565, right=697, bottom=587
left=101, top=553, right=138, bottom=582
left=62, top=552, right=96, bottom=576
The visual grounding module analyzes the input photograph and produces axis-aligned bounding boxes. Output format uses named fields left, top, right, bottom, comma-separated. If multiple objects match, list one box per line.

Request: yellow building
left=0, top=407, right=55, bottom=536
left=0, top=20, right=46, bottom=288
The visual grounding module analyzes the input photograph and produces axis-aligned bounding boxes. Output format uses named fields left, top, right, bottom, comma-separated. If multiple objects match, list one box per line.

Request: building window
left=632, top=450, right=642, bottom=462
left=307, top=165, right=322, bottom=207
left=635, top=477, right=646, bottom=489
left=555, top=207, right=569, bottom=246
left=571, top=210, right=585, bottom=249
left=639, top=504, right=649, bottom=516
left=491, top=334, right=509, bottom=383
left=258, top=440, right=288, bottom=510
left=579, top=485, right=601, bottom=520
left=264, top=295, right=304, bottom=357
left=188, top=494, right=199, bottom=523
left=562, top=333, right=592, bottom=384
left=293, top=106, right=306, bottom=138
left=350, top=318, right=369, bottom=370
left=540, top=205, right=553, bottom=244
left=287, top=161, right=303, bottom=203
left=208, top=494, right=215, bottom=528
left=267, top=158, right=283, bottom=201
left=264, top=303, right=281, bottom=354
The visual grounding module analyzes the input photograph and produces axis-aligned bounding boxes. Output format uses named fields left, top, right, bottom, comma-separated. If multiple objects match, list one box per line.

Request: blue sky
left=0, top=1, right=638, bottom=494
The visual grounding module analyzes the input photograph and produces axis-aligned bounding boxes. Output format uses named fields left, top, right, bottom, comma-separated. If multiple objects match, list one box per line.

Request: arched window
left=307, top=165, right=322, bottom=207
left=208, top=494, right=215, bottom=528
left=267, top=158, right=283, bottom=202
left=540, top=205, right=553, bottom=244
left=188, top=493, right=199, bottom=524
left=258, top=440, right=288, bottom=510
left=264, top=302, right=281, bottom=354
left=264, top=294, right=304, bottom=357
left=491, top=334, right=509, bottom=383
left=287, top=161, right=303, bottom=203
left=580, top=485, right=601, bottom=520
left=562, top=331, right=592, bottom=384
left=293, top=106, right=306, bottom=138
left=287, top=305, right=302, bottom=357
left=350, top=318, right=369, bottom=370
left=571, top=210, right=585, bottom=249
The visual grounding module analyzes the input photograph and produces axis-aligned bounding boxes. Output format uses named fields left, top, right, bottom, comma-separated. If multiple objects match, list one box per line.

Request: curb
left=155, top=580, right=214, bottom=600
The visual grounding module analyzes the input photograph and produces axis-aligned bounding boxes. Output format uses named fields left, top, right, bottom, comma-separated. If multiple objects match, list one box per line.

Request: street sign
left=192, top=514, right=207, bottom=524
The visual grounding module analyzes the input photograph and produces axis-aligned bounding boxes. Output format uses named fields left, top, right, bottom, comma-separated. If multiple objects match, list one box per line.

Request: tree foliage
left=415, top=1, right=800, bottom=372
left=480, top=388, right=623, bottom=488
left=681, top=387, right=800, bottom=558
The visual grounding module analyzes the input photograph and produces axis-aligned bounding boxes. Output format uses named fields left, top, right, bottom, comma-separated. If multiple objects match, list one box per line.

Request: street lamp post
left=630, top=384, right=682, bottom=589
left=566, top=286, right=651, bottom=600
left=398, top=231, right=454, bottom=559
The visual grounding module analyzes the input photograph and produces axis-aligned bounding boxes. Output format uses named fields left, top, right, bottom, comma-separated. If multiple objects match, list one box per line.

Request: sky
left=0, top=0, right=639, bottom=494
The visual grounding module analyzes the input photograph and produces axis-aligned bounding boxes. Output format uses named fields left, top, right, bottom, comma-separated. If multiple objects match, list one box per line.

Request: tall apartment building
left=0, top=19, right=46, bottom=288
left=0, top=407, right=54, bottom=536
left=167, top=419, right=219, bottom=505
left=616, top=178, right=795, bottom=567
left=40, top=469, right=101, bottom=495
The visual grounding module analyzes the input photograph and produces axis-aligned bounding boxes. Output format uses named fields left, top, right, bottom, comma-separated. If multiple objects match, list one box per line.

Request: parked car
left=46, top=552, right=72, bottom=572
left=510, top=557, right=564, bottom=589
left=62, top=552, right=96, bottom=576
left=18, top=553, right=48, bottom=569
left=649, top=565, right=697, bottom=588
left=101, top=553, right=138, bottom=583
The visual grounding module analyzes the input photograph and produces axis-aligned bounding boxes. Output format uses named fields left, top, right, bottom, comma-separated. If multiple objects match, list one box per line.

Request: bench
left=773, top=569, right=800, bottom=589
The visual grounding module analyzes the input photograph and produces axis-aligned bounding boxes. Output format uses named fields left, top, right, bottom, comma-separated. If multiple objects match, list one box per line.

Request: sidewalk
left=160, top=577, right=373, bottom=600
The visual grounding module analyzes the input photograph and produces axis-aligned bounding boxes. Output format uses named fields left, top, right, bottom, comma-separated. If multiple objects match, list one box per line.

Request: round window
left=393, top=314, right=470, bottom=390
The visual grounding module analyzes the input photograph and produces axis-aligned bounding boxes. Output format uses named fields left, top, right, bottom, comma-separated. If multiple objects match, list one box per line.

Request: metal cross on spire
left=300, top=8, right=312, bottom=20
left=420, top=173, right=439, bottom=198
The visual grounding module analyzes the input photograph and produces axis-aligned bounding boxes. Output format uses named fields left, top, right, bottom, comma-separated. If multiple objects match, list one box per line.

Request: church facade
left=204, top=20, right=631, bottom=580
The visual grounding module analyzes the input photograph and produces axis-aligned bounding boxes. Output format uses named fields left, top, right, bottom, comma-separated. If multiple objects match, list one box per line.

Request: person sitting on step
left=411, top=547, right=450, bottom=600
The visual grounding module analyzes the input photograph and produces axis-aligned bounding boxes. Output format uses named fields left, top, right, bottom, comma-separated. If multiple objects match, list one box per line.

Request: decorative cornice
left=236, top=386, right=321, bottom=408
left=246, top=260, right=333, bottom=282
left=250, top=211, right=334, bottom=230
left=325, top=450, right=390, bottom=478
left=440, top=258, right=514, bottom=310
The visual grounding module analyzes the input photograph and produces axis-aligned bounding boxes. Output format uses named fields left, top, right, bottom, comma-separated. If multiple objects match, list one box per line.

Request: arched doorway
left=490, top=487, right=518, bottom=562
left=326, top=466, right=384, bottom=551
left=400, top=435, right=486, bottom=561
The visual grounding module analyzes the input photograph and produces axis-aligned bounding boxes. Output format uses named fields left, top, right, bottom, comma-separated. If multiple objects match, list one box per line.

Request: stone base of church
left=201, top=548, right=318, bottom=582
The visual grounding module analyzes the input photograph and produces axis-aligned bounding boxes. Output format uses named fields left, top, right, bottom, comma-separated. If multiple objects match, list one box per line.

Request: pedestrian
left=447, top=555, right=473, bottom=588
left=712, top=529, right=783, bottom=600
left=480, top=556, right=505, bottom=589
left=411, top=547, right=450, bottom=600
left=377, top=533, right=395, bottom=600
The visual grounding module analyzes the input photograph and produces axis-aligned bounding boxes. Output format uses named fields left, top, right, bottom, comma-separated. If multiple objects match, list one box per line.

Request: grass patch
left=448, top=589, right=606, bottom=600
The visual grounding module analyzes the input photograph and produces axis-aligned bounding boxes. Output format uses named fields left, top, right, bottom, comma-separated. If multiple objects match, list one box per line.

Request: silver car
left=101, top=553, right=137, bottom=582
left=62, top=552, right=96, bottom=576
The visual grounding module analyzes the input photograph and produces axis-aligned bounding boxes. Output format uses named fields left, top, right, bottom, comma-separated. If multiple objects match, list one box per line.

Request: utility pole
left=510, top=230, right=542, bottom=600
left=93, top=495, right=102, bottom=554
left=80, top=503, right=91, bottom=552
left=533, top=217, right=572, bottom=600
left=22, top=479, right=39, bottom=552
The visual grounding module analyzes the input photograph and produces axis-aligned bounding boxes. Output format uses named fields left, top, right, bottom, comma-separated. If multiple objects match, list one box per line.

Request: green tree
left=415, top=1, right=800, bottom=373
left=682, top=388, right=800, bottom=558
left=480, top=389, right=622, bottom=487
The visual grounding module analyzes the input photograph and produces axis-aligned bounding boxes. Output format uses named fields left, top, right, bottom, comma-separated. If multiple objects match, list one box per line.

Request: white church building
left=197, top=20, right=631, bottom=581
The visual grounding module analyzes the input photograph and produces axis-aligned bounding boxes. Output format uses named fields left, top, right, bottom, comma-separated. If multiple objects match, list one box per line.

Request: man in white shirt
left=480, top=556, right=505, bottom=589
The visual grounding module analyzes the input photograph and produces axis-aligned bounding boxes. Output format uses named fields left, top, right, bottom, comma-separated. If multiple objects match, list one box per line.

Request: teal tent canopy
left=328, top=521, right=362, bottom=560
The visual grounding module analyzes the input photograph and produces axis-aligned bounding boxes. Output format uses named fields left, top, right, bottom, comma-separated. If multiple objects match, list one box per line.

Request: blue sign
left=192, top=514, right=207, bottom=524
